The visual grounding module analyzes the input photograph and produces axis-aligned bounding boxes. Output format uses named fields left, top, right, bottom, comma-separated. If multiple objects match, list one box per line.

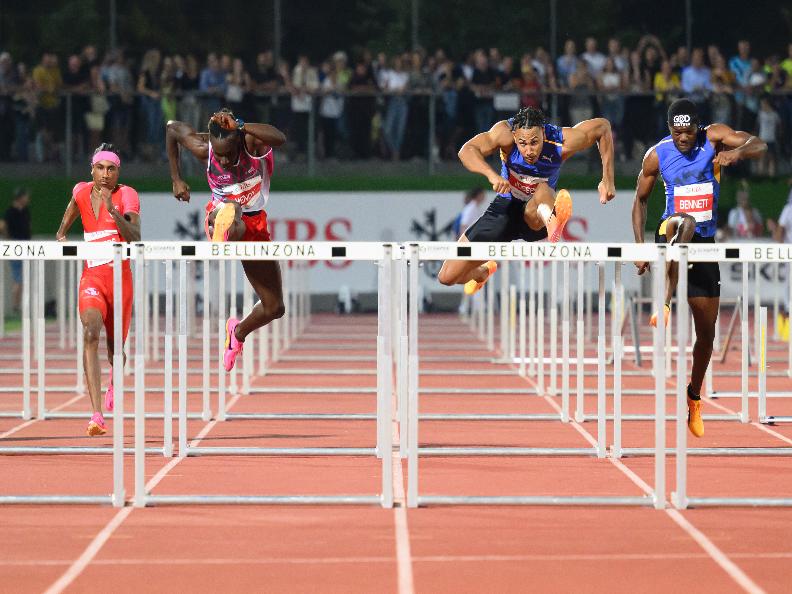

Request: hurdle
left=620, top=245, right=792, bottom=464
left=406, top=241, right=667, bottom=508
left=0, top=243, right=126, bottom=506
left=135, top=241, right=393, bottom=507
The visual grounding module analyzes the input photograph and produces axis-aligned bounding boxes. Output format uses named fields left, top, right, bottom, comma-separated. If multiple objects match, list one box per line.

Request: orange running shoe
left=212, top=202, right=237, bottom=242
left=463, top=261, right=498, bottom=295
left=650, top=304, right=671, bottom=328
left=687, top=395, right=704, bottom=438
left=546, top=189, right=573, bottom=242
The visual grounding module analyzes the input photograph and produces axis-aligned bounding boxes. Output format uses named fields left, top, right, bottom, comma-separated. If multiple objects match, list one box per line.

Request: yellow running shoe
left=212, top=202, right=237, bottom=242
left=687, top=396, right=704, bottom=438
left=547, top=189, right=573, bottom=242
left=463, top=261, right=497, bottom=295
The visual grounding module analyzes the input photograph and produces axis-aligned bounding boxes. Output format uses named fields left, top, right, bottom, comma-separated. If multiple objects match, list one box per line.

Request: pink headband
left=91, top=151, right=121, bottom=167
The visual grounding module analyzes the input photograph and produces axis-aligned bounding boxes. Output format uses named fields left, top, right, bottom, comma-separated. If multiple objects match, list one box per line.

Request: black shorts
left=465, top=196, right=548, bottom=243
left=655, top=220, right=720, bottom=299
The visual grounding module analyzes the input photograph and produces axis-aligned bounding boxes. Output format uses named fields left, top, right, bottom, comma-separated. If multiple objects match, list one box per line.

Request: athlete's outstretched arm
left=56, top=197, right=80, bottom=241
left=165, top=120, right=209, bottom=203
left=458, top=121, right=514, bottom=194
left=561, top=118, right=615, bottom=204
left=632, top=148, right=660, bottom=274
left=707, top=123, right=767, bottom=166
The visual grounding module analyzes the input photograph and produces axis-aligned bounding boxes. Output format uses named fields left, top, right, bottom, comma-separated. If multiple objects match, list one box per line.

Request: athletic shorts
left=203, top=202, right=272, bottom=242
left=78, top=264, right=134, bottom=343
left=465, top=196, right=548, bottom=243
left=655, top=219, right=720, bottom=299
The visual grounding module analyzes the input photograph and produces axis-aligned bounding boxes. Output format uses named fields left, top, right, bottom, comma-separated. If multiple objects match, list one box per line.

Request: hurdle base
left=618, top=447, right=792, bottom=457
left=0, top=495, right=113, bottom=505
left=144, top=494, right=385, bottom=506
left=0, top=447, right=165, bottom=455
left=418, top=447, right=598, bottom=456
left=186, top=446, right=376, bottom=456
left=416, top=495, right=655, bottom=506
left=685, top=497, right=792, bottom=508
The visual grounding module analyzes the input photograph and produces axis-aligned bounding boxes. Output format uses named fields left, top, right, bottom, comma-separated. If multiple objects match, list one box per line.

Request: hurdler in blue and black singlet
left=652, top=125, right=722, bottom=298
left=465, top=119, right=568, bottom=244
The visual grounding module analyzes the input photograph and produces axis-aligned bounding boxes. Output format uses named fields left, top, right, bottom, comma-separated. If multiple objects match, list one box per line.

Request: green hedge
left=1, top=174, right=788, bottom=237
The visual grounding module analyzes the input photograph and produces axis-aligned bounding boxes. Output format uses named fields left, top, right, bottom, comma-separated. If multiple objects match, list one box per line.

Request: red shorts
left=78, top=264, right=134, bottom=344
left=203, top=202, right=271, bottom=242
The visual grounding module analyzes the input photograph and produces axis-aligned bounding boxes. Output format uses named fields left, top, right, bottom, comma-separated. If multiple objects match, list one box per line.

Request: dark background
left=2, top=0, right=790, bottom=63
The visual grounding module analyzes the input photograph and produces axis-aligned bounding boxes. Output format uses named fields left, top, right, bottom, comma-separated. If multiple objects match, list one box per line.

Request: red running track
left=1, top=312, right=791, bottom=593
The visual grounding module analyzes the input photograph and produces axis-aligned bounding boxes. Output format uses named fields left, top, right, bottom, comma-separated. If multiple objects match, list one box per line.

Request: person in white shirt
left=727, top=182, right=764, bottom=238
left=756, top=96, right=781, bottom=177
left=457, top=187, right=487, bottom=235
left=381, top=55, right=410, bottom=161
left=581, top=37, right=607, bottom=77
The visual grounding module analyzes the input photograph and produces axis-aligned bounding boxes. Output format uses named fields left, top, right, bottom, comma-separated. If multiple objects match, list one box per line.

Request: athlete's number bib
left=216, top=175, right=264, bottom=211
left=674, top=182, right=714, bottom=223
left=507, top=171, right=549, bottom=200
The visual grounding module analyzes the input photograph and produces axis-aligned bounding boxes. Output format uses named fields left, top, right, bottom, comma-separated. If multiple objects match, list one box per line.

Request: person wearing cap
left=632, top=98, right=767, bottom=438
left=56, top=143, right=141, bottom=437
left=4, top=187, right=32, bottom=313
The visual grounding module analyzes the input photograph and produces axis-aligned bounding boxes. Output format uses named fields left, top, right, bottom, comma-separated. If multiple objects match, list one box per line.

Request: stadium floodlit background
left=1, top=2, right=792, bottom=593
left=0, top=0, right=791, bottom=234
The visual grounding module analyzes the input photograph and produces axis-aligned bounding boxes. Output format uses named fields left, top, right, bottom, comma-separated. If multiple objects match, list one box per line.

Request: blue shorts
left=9, top=260, right=22, bottom=284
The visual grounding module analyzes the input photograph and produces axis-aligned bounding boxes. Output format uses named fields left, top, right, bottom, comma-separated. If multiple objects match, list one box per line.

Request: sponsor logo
left=83, top=287, right=99, bottom=297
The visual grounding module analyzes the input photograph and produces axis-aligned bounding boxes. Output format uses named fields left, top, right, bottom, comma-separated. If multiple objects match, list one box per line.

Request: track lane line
left=44, top=392, right=243, bottom=594
left=513, top=365, right=766, bottom=594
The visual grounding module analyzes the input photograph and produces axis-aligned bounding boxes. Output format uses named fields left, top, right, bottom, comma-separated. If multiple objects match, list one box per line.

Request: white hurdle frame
left=407, top=242, right=666, bottom=507
left=669, top=244, right=792, bottom=508
left=136, top=241, right=394, bottom=507
left=0, top=242, right=126, bottom=506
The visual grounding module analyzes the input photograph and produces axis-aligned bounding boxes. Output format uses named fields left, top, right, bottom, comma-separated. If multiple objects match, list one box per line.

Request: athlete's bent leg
left=651, top=213, right=697, bottom=327
left=208, top=202, right=246, bottom=241
left=438, top=234, right=493, bottom=287
left=236, top=260, right=286, bottom=341
left=523, top=183, right=572, bottom=242
left=663, top=214, right=696, bottom=301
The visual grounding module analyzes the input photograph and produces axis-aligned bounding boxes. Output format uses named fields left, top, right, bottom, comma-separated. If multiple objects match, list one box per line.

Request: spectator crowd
left=1, top=36, right=791, bottom=172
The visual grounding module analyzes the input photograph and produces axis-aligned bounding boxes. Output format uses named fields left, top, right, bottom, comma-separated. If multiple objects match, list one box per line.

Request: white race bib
left=674, top=182, right=714, bottom=223
left=507, top=170, right=549, bottom=200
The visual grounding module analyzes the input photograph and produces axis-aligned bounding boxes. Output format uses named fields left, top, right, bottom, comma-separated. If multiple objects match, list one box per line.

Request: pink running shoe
left=105, top=380, right=114, bottom=412
left=86, top=412, right=107, bottom=437
left=223, top=317, right=244, bottom=371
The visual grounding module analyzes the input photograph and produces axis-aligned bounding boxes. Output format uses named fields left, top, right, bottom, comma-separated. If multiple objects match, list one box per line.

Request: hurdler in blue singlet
left=654, top=127, right=720, bottom=238
left=498, top=121, right=564, bottom=200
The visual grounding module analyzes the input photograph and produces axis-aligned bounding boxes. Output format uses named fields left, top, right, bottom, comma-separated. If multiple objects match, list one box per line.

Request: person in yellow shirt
left=653, top=60, right=680, bottom=135
left=31, top=52, right=63, bottom=161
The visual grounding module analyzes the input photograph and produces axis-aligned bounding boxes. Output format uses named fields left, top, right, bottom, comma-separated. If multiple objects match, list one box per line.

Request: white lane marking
left=0, top=394, right=85, bottom=439
left=44, top=393, right=243, bottom=594
left=518, top=371, right=765, bottom=594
